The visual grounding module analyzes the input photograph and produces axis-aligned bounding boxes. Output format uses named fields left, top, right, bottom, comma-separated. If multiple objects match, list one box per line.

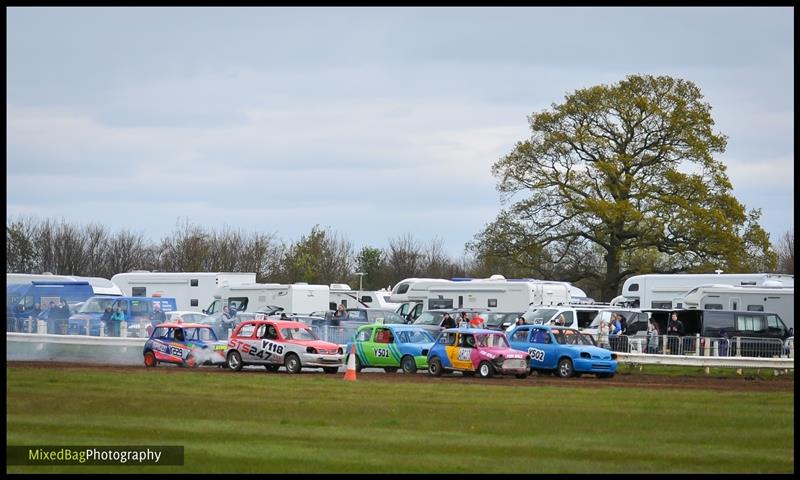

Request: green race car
left=344, top=324, right=436, bottom=373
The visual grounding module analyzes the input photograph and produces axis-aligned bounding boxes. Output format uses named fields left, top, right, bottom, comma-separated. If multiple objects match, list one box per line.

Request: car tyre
left=401, top=356, right=417, bottom=374
left=285, top=353, right=302, bottom=374
left=144, top=351, right=157, bottom=368
left=227, top=351, right=243, bottom=372
left=429, top=357, right=443, bottom=377
left=557, top=358, right=574, bottom=378
left=354, top=355, right=364, bottom=373
left=477, top=361, right=494, bottom=378
left=184, top=354, right=198, bottom=368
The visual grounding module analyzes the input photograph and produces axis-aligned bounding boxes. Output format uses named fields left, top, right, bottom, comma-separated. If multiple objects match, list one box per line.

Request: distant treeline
left=6, top=217, right=793, bottom=301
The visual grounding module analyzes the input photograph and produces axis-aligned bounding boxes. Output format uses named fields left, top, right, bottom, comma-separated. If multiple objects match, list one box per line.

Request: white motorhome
left=328, top=284, right=399, bottom=311
left=680, top=284, right=795, bottom=329
left=7, top=273, right=122, bottom=296
left=111, top=271, right=256, bottom=312
left=610, top=273, right=794, bottom=310
left=203, top=282, right=329, bottom=320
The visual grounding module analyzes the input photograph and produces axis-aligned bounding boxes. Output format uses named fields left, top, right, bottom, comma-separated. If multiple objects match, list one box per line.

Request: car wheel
left=227, top=351, right=243, bottom=372
left=384, top=367, right=398, bottom=373
left=284, top=353, right=302, bottom=374
left=401, top=356, right=417, bottom=374
left=323, top=367, right=339, bottom=374
left=143, top=351, right=157, bottom=368
left=477, top=361, right=494, bottom=378
left=264, top=364, right=280, bottom=372
left=428, top=357, right=443, bottom=377
left=354, top=355, right=364, bottom=373
left=185, top=354, right=197, bottom=368
left=557, top=358, right=574, bottom=378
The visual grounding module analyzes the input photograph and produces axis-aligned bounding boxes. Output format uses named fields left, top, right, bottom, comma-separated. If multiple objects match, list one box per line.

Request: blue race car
left=143, top=322, right=227, bottom=368
left=506, top=325, right=617, bottom=378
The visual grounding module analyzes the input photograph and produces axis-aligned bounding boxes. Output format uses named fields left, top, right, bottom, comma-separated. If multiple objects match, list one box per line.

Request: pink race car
left=427, top=327, right=530, bottom=378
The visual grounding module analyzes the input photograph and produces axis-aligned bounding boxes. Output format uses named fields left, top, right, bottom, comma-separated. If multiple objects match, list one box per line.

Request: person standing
left=110, top=305, right=126, bottom=337
left=25, top=303, right=42, bottom=333
left=666, top=312, right=684, bottom=354
left=646, top=321, right=660, bottom=353
left=220, top=305, right=235, bottom=339
left=441, top=312, right=456, bottom=329
left=100, top=306, right=113, bottom=336
left=597, top=320, right=611, bottom=349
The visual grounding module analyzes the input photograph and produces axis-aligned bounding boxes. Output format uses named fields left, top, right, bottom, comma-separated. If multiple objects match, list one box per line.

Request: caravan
left=203, top=282, right=330, bottom=321
left=680, top=284, right=794, bottom=330
left=610, top=273, right=794, bottom=310
left=329, top=284, right=399, bottom=310
left=111, top=271, right=256, bottom=312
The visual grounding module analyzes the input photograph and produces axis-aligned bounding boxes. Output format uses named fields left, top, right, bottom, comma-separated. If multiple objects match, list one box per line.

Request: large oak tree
left=470, top=74, right=776, bottom=301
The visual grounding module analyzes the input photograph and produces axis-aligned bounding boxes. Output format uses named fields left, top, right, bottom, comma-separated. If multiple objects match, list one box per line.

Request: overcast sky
left=6, top=7, right=794, bottom=258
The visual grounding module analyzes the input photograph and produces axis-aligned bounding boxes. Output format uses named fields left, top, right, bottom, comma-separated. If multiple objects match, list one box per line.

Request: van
left=68, top=296, right=177, bottom=337
left=634, top=309, right=792, bottom=357
left=7, top=281, right=95, bottom=321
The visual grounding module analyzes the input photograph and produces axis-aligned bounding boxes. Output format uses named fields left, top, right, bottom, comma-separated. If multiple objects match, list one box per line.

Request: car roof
left=238, top=319, right=309, bottom=328
left=156, top=322, right=212, bottom=329
left=440, top=327, right=503, bottom=334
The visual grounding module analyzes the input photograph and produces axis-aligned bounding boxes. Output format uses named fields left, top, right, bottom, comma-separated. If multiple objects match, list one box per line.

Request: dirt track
left=6, top=361, right=794, bottom=392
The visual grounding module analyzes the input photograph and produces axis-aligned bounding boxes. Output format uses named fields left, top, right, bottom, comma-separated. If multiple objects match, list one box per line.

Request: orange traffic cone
left=344, top=344, right=357, bottom=381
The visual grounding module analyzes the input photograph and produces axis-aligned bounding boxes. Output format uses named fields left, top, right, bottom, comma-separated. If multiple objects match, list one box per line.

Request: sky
left=6, top=7, right=794, bottom=258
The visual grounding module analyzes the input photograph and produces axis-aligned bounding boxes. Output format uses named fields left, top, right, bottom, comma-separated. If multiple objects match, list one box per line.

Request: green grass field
left=6, top=366, right=794, bottom=473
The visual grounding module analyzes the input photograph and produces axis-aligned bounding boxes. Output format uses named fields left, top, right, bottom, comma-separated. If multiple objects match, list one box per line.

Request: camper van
left=203, top=282, right=329, bottom=321
left=610, top=273, right=794, bottom=310
left=7, top=281, right=97, bottom=332
left=329, top=284, right=400, bottom=310
left=679, top=284, right=794, bottom=330
left=111, top=271, right=256, bottom=312
left=68, top=295, right=178, bottom=337
left=7, top=273, right=123, bottom=296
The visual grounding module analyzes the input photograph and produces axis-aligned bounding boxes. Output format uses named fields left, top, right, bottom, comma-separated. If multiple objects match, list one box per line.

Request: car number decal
left=374, top=348, right=390, bottom=358
left=457, top=348, right=471, bottom=361
left=261, top=340, right=285, bottom=355
left=170, top=346, right=184, bottom=358
left=528, top=347, right=545, bottom=362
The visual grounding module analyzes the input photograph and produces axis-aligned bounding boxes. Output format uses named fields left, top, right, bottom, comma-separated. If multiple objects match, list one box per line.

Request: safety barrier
left=603, top=334, right=792, bottom=359
left=7, top=332, right=146, bottom=365
left=310, top=325, right=359, bottom=346
left=615, top=352, right=794, bottom=370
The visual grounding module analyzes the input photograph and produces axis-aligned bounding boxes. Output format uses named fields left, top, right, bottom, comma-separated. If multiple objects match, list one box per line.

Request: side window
left=356, top=329, right=372, bottom=342
left=736, top=315, right=766, bottom=332
left=131, top=287, right=146, bottom=297
left=561, top=311, right=575, bottom=326
left=488, top=299, right=498, bottom=308
left=230, top=297, right=248, bottom=312
left=255, top=324, right=267, bottom=338
left=531, top=329, right=549, bottom=344
left=153, top=327, right=169, bottom=338
left=375, top=328, right=393, bottom=344
left=237, top=323, right=256, bottom=338
left=511, top=328, right=529, bottom=342
left=460, top=333, right=475, bottom=348
left=360, top=296, right=373, bottom=304
left=190, top=279, right=199, bottom=287
left=704, top=304, right=723, bottom=310
left=651, top=301, right=672, bottom=309
left=747, top=305, right=764, bottom=312
left=131, top=300, right=150, bottom=315
left=441, top=332, right=457, bottom=345
left=190, top=299, right=199, bottom=307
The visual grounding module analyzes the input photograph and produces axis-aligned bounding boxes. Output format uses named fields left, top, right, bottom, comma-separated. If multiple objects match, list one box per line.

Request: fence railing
left=595, top=333, right=793, bottom=359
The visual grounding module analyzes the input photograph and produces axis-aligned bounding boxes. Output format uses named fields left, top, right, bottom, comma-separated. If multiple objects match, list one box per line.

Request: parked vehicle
left=225, top=319, right=344, bottom=373
left=329, top=284, right=400, bottom=310
left=483, top=311, right=525, bottom=331
left=426, top=327, right=529, bottom=378
left=344, top=324, right=436, bottom=374
left=143, top=322, right=227, bottom=368
left=679, top=284, right=794, bottom=330
left=637, top=309, right=793, bottom=357
left=506, top=324, right=617, bottom=378
left=411, top=308, right=490, bottom=335
left=68, top=296, right=177, bottom=337
left=111, top=271, right=256, bottom=312
left=7, top=281, right=96, bottom=328
left=8, top=273, right=123, bottom=296
left=610, top=273, right=793, bottom=310
left=202, top=282, right=329, bottom=321
left=310, top=308, right=406, bottom=328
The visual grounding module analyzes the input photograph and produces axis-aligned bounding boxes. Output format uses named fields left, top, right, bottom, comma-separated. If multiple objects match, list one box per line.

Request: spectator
left=556, top=314, right=567, bottom=327
left=441, top=313, right=456, bottom=329
left=666, top=312, right=684, bottom=354
left=228, top=303, right=238, bottom=318
left=618, top=314, right=628, bottom=335
left=597, top=320, right=611, bottom=349
left=469, top=314, right=485, bottom=329
left=718, top=328, right=730, bottom=356
left=45, top=301, right=58, bottom=334
left=609, top=314, right=622, bottom=335
left=646, top=320, right=660, bottom=353
left=110, top=305, right=126, bottom=337
left=100, top=306, right=113, bottom=336
left=515, top=315, right=525, bottom=327
left=334, top=304, right=347, bottom=318
left=25, top=303, right=42, bottom=333
left=150, top=303, right=166, bottom=328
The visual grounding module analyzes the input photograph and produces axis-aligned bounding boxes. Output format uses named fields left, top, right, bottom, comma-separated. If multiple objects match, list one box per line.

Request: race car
left=506, top=324, right=617, bottom=378
left=225, top=319, right=344, bottom=374
left=427, top=327, right=529, bottom=378
left=143, top=322, right=227, bottom=368
left=344, top=324, right=436, bottom=374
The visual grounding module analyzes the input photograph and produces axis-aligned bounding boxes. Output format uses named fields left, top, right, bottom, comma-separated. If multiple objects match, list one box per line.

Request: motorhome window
left=628, top=283, right=639, bottom=292
left=190, top=299, right=198, bottom=307
left=488, top=299, right=498, bottom=308
left=360, top=296, right=373, bottom=304
left=703, top=304, right=723, bottom=310
left=736, top=315, right=766, bottom=332
left=190, top=279, right=198, bottom=287
left=651, top=301, right=672, bottom=309
left=132, top=287, right=146, bottom=297
left=747, top=305, right=764, bottom=312
left=230, top=298, right=248, bottom=311
left=396, top=284, right=410, bottom=294
left=428, top=298, right=453, bottom=310
left=740, top=281, right=756, bottom=285
left=458, top=296, right=463, bottom=308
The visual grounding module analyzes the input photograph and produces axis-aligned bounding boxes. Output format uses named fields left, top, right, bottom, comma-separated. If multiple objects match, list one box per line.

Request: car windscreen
left=476, top=333, right=509, bottom=348
left=78, top=298, right=118, bottom=314
left=523, top=308, right=558, bottom=325
left=396, top=329, right=435, bottom=344
left=553, top=329, right=593, bottom=345
left=280, top=327, right=317, bottom=341
left=413, top=312, right=443, bottom=326
left=484, top=313, right=517, bottom=327
left=373, top=311, right=406, bottom=324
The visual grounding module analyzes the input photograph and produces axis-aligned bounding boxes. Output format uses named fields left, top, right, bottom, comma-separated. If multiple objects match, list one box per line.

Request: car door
left=507, top=326, right=531, bottom=353
left=353, top=326, right=375, bottom=366
left=370, top=327, right=396, bottom=366
left=446, top=332, right=476, bottom=371
left=528, top=327, right=558, bottom=369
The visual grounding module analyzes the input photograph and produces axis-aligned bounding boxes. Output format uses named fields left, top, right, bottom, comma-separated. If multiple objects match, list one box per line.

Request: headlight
left=611, top=353, right=618, bottom=360
left=306, top=347, right=317, bottom=354
left=580, top=352, right=591, bottom=359
left=337, top=346, right=343, bottom=355
left=421, top=349, right=428, bottom=356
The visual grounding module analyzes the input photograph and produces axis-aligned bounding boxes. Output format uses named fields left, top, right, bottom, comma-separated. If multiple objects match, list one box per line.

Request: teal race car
left=344, top=324, right=435, bottom=373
